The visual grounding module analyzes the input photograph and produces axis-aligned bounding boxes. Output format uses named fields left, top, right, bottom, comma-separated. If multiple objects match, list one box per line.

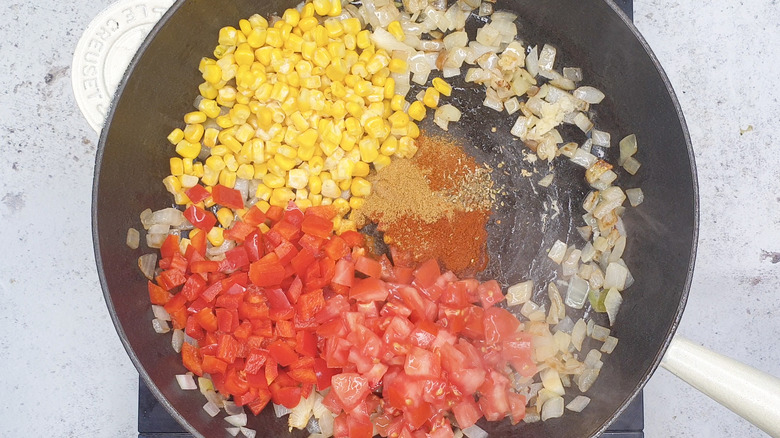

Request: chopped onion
left=520, top=300, right=541, bottom=319
left=564, top=275, right=589, bottom=309
left=171, top=329, right=184, bottom=353
left=573, top=112, right=593, bottom=133
left=553, top=316, right=575, bottom=334
left=553, top=330, right=571, bottom=352
left=318, top=411, right=335, bottom=436
left=561, top=249, right=581, bottom=277
left=622, top=156, right=641, bottom=175
left=573, top=86, right=605, bottom=104
left=591, top=324, right=611, bottom=342
left=571, top=318, right=586, bottom=351
left=126, top=228, right=140, bottom=249
left=145, top=233, right=167, bottom=249
left=547, top=240, right=567, bottom=264
left=540, top=368, right=565, bottom=396
left=224, top=401, right=244, bottom=415
left=563, top=67, right=582, bottom=82
left=224, top=413, right=247, bottom=427
left=576, top=368, right=600, bottom=392
left=225, top=427, right=240, bottom=437
left=618, top=133, right=638, bottom=164
left=435, top=104, right=462, bottom=122
left=176, top=374, right=197, bottom=390
left=537, top=44, right=557, bottom=71
left=591, top=129, right=611, bottom=147
left=506, top=280, right=533, bottom=306
left=603, top=262, right=628, bottom=290
left=289, top=391, right=316, bottom=430
left=443, top=30, right=468, bottom=50
left=273, top=403, right=292, bottom=418
left=152, top=304, right=171, bottom=321
left=525, top=45, right=539, bottom=76
left=566, top=395, right=591, bottom=412
left=626, top=188, right=644, bottom=207
left=571, top=148, right=597, bottom=168
left=240, top=427, right=256, bottom=438
left=203, top=401, right=221, bottom=417
left=524, top=406, right=541, bottom=423
left=462, top=424, right=488, bottom=438
left=601, top=336, right=619, bottom=354
left=604, top=288, right=623, bottom=326
left=152, top=318, right=170, bottom=334
left=541, top=395, right=564, bottom=421
left=478, top=1, right=492, bottom=16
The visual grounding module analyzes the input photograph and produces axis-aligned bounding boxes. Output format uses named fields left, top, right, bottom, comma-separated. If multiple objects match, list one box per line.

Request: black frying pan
left=92, top=0, right=697, bottom=436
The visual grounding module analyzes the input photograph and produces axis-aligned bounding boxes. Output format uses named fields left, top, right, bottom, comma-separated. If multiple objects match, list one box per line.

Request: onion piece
left=618, top=133, right=638, bottom=165
left=573, top=86, right=605, bottom=104
left=537, top=44, right=557, bottom=71
left=626, top=188, right=644, bottom=207
left=171, top=329, right=184, bottom=353
left=603, top=263, right=628, bottom=291
left=566, top=395, right=591, bottom=412
left=224, top=413, right=247, bottom=427
left=506, top=280, right=533, bottom=306
left=225, top=427, right=240, bottom=437
left=273, top=403, right=292, bottom=418
left=622, top=156, right=641, bottom=175
left=571, top=319, right=586, bottom=351
left=604, top=288, right=623, bottom=326
left=601, top=336, right=619, bottom=354
left=591, top=129, right=611, bottom=147
left=576, top=368, right=600, bottom=392
left=547, top=240, right=568, bottom=264
left=591, top=324, right=611, bottom=342
left=126, top=228, right=140, bottom=249
left=240, top=427, right=256, bottom=438
left=541, top=395, right=564, bottom=421
left=138, top=254, right=157, bottom=280
left=540, top=368, right=565, bottom=396
left=538, top=173, right=554, bottom=187
left=176, top=374, right=197, bottom=390
left=203, top=401, right=221, bottom=417
left=152, top=318, right=170, bottom=334
left=152, top=305, right=171, bottom=321
left=525, top=45, right=539, bottom=76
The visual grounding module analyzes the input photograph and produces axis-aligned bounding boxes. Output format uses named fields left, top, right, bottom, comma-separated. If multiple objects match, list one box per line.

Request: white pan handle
left=661, top=336, right=780, bottom=437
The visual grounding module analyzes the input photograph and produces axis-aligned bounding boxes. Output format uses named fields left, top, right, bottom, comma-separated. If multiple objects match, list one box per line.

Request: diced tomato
left=507, top=391, right=527, bottom=424
left=477, top=279, right=504, bottom=309
left=349, top=277, right=389, bottom=302
left=331, top=373, right=369, bottom=410
left=211, top=184, right=244, bottom=210
left=183, top=205, right=217, bottom=232
left=477, top=371, right=510, bottom=421
left=502, top=334, right=537, bottom=377
left=452, top=397, right=483, bottom=429
left=339, top=230, right=365, bottom=247
left=483, top=306, right=522, bottom=346
left=323, top=236, right=349, bottom=260
left=404, top=346, right=441, bottom=379
left=413, top=259, right=440, bottom=288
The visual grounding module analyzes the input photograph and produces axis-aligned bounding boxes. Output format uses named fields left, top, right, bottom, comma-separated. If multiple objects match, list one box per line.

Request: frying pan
left=91, top=0, right=780, bottom=436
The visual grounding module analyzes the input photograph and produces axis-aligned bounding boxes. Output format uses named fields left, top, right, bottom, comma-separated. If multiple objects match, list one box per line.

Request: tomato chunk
left=331, top=373, right=369, bottom=410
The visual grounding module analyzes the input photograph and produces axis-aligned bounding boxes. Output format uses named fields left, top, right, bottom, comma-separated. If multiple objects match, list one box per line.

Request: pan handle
left=661, top=336, right=780, bottom=437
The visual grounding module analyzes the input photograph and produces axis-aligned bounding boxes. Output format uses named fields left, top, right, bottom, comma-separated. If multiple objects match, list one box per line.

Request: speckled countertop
left=2, top=0, right=779, bottom=437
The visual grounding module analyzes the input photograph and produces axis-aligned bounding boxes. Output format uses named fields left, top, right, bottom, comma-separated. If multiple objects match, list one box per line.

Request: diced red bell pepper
left=202, top=355, right=228, bottom=375
left=301, top=214, right=334, bottom=239
left=242, top=205, right=267, bottom=227
left=211, top=184, right=245, bottom=210
left=249, top=258, right=285, bottom=287
left=185, top=184, right=210, bottom=204
left=181, top=342, right=203, bottom=376
left=148, top=281, right=173, bottom=305
left=183, top=205, right=217, bottom=232
left=160, top=234, right=181, bottom=259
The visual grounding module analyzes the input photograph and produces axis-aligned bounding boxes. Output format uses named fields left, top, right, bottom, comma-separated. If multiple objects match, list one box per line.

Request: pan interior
left=93, top=0, right=697, bottom=436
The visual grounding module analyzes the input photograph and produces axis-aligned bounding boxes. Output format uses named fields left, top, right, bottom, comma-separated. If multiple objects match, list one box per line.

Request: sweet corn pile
left=162, top=0, right=459, bottom=238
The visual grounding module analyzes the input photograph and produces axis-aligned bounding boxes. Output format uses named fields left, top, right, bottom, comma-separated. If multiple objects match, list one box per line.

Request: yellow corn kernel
left=307, top=175, right=322, bottom=195
left=353, top=161, right=370, bottom=178
left=277, top=155, right=297, bottom=172
left=341, top=34, right=356, bottom=52
left=234, top=43, right=254, bottom=66
left=388, top=110, right=409, bottom=129
left=390, top=95, right=406, bottom=112
left=408, top=101, right=426, bottom=121
left=312, top=48, right=331, bottom=68
left=351, top=177, right=372, bottom=197
left=197, top=99, right=219, bottom=119
left=184, top=111, right=207, bottom=125
left=246, top=27, right=267, bottom=48
left=366, top=53, right=389, bottom=74
left=321, top=179, right=340, bottom=198
left=276, top=144, right=297, bottom=160
left=238, top=19, right=252, bottom=36
left=216, top=207, right=234, bottom=228
left=313, top=0, right=330, bottom=16
left=286, top=169, right=308, bottom=189
left=388, top=58, right=408, bottom=74
left=265, top=28, right=283, bottom=48
left=423, top=87, right=440, bottom=109
left=198, top=82, right=218, bottom=100
left=183, top=123, right=204, bottom=143
left=255, top=183, right=272, bottom=201
left=372, top=154, right=391, bottom=171
left=282, top=8, right=300, bottom=26
left=295, top=128, right=317, bottom=149
left=218, top=26, right=238, bottom=46
left=254, top=46, right=273, bottom=66
left=308, top=156, right=324, bottom=175
left=206, top=226, right=224, bottom=247
left=407, top=121, right=420, bottom=139
left=430, top=78, right=452, bottom=97
left=236, top=163, right=254, bottom=180
left=328, top=0, right=342, bottom=16
left=298, top=16, right=318, bottom=33
left=176, top=140, right=201, bottom=159
left=398, top=135, right=418, bottom=158
left=219, top=169, right=237, bottom=188
left=285, top=33, right=304, bottom=52
left=348, top=197, right=365, bottom=210
left=356, top=30, right=371, bottom=49
left=202, top=64, right=222, bottom=84
left=179, top=173, right=199, bottom=188
left=232, top=124, right=252, bottom=144
left=263, top=173, right=285, bottom=189
left=358, top=46, right=374, bottom=63
left=206, top=155, right=226, bottom=173
left=201, top=165, right=219, bottom=186
left=383, top=20, right=403, bottom=41
left=313, top=25, right=329, bottom=47
left=192, top=162, right=204, bottom=178
left=344, top=117, right=363, bottom=137
left=332, top=198, right=350, bottom=216
left=308, top=194, right=322, bottom=206
left=178, top=158, right=191, bottom=176
left=336, top=178, right=350, bottom=192
left=224, top=153, right=239, bottom=172
left=380, top=135, right=398, bottom=156
left=358, top=138, right=380, bottom=163
left=363, top=116, right=387, bottom=140
left=169, top=157, right=184, bottom=176
left=162, top=175, right=181, bottom=195
left=323, top=19, right=343, bottom=39
left=167, top=128, right=184, bottom=145
left=270, top=187, right=295, bottom=207
left=211, top=144, right=229, bottom=157
left=341, top=17, right=361, bottom=35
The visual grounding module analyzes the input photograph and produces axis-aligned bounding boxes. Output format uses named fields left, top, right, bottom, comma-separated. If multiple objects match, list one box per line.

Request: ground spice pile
left=351, top=134, right=495, bottom=276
